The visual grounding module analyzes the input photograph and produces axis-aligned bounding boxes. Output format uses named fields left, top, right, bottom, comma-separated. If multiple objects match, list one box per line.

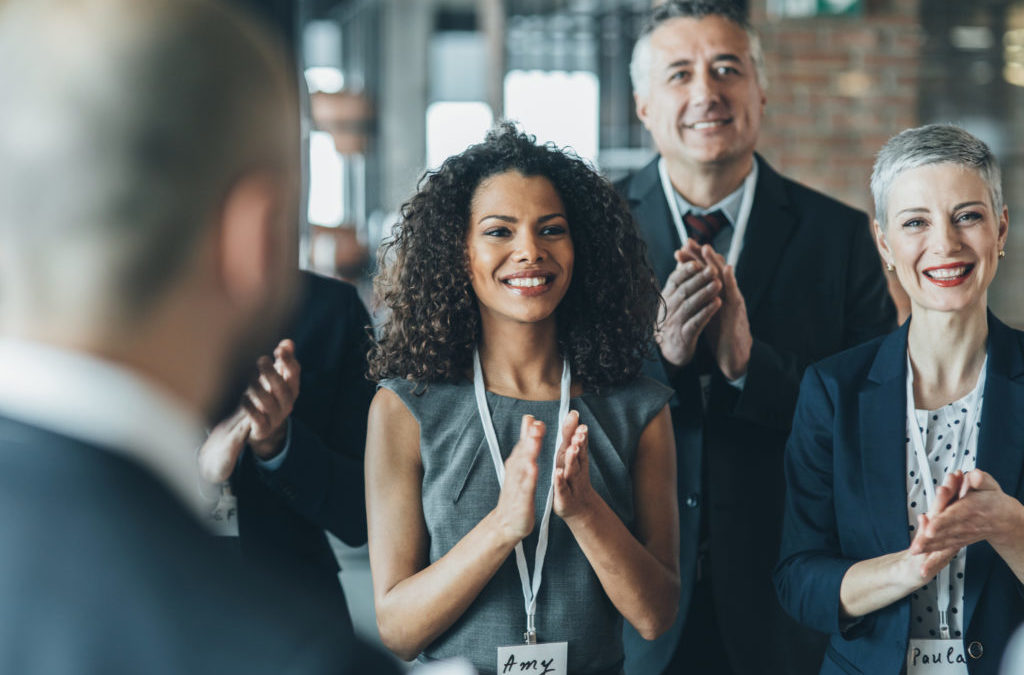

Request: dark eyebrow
left=478, top=214, right=516, bottom=224
left=478, top=212, right=566, bottom=225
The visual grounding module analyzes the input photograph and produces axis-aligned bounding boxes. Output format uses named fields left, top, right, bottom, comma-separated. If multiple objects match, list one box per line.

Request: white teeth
left=691, top=120, right=726, bottom=130
left=926, top=266, right=967, bottom=280
left=506, top=276, right=548, bottom=288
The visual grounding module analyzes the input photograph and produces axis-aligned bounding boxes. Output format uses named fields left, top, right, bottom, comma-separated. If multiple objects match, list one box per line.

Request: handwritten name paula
left=910, top=646, right=968, bottom=666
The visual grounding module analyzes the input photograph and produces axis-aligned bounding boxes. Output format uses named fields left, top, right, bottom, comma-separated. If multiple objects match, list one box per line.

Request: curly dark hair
left=368, top=122, right=660, bottom=391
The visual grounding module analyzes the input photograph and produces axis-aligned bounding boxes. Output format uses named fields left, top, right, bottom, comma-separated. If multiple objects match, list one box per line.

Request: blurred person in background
left=366, top=123, right=680, bottom=675
left=776, top=124, right=1024, bottom=675
left=198, top=270, right=375, bottom=637
left=0, top=0, right=397, bottom=672
left=619, top=1, right=895, bottom=673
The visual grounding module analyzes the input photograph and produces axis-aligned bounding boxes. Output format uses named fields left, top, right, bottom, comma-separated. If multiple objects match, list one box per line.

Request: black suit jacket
left=776, top=313, right=1024, bottom=675
left=233, top=271, right=375, bottom=630
left=619, top=155, right=896, bottom=674
left=0, top=416, right=399, bottom=674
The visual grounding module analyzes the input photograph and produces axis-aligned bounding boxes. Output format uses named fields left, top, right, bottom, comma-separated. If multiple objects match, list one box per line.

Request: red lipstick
left=921, top=262, right=975, bottom=287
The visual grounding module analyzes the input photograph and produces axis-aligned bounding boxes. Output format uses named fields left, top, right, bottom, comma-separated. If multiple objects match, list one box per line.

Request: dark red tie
left=682, top=209, right=728, bottom=246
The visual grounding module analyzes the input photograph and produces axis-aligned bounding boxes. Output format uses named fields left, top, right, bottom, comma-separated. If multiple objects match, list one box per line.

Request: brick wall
left=751, top=0, right=924, bottom=216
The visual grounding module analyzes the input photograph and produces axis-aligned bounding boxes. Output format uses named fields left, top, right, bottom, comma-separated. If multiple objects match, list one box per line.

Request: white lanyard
left=905, top=355, right=985, bottom=639
left=657, top=157, right=757, bottom=268
left=473, top=348, right=571, bottom=644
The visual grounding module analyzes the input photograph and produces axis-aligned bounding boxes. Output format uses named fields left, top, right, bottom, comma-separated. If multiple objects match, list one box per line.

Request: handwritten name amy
left=502, top=654, right=557, bottom=674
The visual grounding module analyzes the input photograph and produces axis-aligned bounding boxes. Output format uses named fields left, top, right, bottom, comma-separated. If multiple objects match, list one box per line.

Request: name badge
left=907, top=639, right=968, bottom=674
left=497, top=641, right=567, bottom=675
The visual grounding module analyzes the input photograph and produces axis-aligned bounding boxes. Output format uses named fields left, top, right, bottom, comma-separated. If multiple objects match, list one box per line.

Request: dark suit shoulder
left=614, top=156, right=660, bottom=203
left=296, top=271, right=367, bottom=337
left=301, top=270, right=362, bottom=307
left=810, top=329, right=893, bottom=388
left=0, top=419, right=396, bottom=674
left=774, top=167, right=867, bottom=227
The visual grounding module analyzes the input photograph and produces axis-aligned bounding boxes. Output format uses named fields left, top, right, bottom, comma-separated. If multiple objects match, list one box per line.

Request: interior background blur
left=240, top=0, right=1024, bottom=656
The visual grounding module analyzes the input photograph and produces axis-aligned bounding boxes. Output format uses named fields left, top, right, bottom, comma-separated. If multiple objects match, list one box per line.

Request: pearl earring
left=999, top=249, right=1006, bottom=259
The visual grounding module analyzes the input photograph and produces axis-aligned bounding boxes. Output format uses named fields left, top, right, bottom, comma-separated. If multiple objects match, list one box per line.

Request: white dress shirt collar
left=657, top=157, right=759, bottom=268
left=0, top=338, right=209, bottom=519
left=671, top=168, right=749, bottom=226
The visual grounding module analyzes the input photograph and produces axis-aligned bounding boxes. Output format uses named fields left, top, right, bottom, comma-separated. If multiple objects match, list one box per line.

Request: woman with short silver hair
left=775, top=124, right=1024, bottom=674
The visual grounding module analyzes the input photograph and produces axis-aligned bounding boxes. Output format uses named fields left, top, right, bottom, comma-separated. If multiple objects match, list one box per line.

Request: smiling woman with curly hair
left=365, top=123, right=680, bottom=675
left=369, top=123, right=660, bottom=389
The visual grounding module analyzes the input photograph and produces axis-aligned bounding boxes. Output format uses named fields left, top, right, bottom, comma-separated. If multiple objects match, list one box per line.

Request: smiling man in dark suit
left=0, top=1, right=396, bottom=672
left=618, top=2, right=895, bottom=674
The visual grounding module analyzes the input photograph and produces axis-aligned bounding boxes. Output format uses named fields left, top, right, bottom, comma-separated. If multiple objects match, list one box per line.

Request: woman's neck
left=476, top=318, right=564, bottom=400
left=907, top=302, right=988, bottom=410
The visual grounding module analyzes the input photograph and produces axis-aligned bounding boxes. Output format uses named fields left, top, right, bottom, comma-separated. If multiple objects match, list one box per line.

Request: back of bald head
left=0, top=0, right=298, bottom=335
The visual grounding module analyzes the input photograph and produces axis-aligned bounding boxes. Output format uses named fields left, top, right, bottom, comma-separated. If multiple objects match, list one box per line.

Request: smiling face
left=876, top=163, right=1008, bottom=316
left=634, top=15, right=765, bottom=175
left=466, top=171, right=574, bottom=331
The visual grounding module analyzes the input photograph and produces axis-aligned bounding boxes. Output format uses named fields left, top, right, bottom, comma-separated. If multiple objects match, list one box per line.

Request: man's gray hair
left=0, top=0, right=297, bottom=331
left=630, top=0, right=768, bottom=97
left=871, top=124, right=1003, bottom=230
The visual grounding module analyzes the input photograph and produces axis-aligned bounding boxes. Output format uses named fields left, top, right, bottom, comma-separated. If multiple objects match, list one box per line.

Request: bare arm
left=843, top=470, right=1024, bottom=620
left=839, top=474, right=961, bottom=619
left=554, top=405, right=680, bottom=639
left=838, top=539, right=955, bottom=619
left=365, top=388, right=545, bottom=661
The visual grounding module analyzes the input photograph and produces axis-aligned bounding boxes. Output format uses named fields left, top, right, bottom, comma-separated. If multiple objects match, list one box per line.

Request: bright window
left=503, top=70, right=599, bottom=166
left=425, top=101, right=494, bottom=170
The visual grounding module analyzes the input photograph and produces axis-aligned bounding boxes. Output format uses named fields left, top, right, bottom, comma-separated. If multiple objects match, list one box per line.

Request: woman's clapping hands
left=911, top=469, right=1024, bottom=568
left=493, top=415, right=544, bottom=545
left=554, top=411, right=596, bottom=519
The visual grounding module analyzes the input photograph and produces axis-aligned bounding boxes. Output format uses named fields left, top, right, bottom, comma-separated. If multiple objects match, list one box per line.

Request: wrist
left=894, top=548, right=930, bottom=593
left=487, top=508, right=527, bottom=551
left=722, top=344, right=751, bottom=381
left=249, top=425, right=287, bottom=460
left=991, top=497, right=1024, bottom=551
left=560, top=489, right=601, bottom=528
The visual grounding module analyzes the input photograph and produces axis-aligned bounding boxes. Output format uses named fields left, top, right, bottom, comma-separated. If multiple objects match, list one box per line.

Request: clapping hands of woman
left=911, top=469, right=1024, bottom=581
left=553, top=410, right=595, bottom=520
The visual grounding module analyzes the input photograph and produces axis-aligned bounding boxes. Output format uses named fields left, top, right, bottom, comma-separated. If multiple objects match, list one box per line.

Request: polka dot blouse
left=905, top=362, right=986, bottom=641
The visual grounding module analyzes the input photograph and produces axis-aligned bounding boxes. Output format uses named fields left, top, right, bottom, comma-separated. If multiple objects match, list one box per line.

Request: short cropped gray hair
left=0, top=0, right=297, bottom=329
left=630, top=0, right=768, bottom=98
left=870, top=124, right=1003, bottom=230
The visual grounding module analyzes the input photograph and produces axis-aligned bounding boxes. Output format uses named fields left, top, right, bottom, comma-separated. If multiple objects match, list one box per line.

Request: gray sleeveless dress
left=381, top=375, right=673, bottom=675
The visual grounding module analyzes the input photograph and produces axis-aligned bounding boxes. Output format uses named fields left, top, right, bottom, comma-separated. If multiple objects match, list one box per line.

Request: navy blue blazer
left=775, top=313, right=1024, bottom=674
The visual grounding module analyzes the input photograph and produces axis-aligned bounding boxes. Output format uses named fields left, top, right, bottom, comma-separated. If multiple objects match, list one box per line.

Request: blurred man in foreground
left=0, top=0, right=397, bottom=672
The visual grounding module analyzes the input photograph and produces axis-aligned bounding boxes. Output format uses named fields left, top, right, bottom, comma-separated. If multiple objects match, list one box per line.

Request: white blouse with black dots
left=905, top=366, right=985, bottom=642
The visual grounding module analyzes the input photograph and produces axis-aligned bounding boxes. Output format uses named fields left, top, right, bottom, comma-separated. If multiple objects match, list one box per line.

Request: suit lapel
left=964, top=313, right=1024, bottom=629
left=734, top=156, right=798, bottom=318
left=628, top=157, right=682, bottom=286
left=859, top=322, right=913, bottom=554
